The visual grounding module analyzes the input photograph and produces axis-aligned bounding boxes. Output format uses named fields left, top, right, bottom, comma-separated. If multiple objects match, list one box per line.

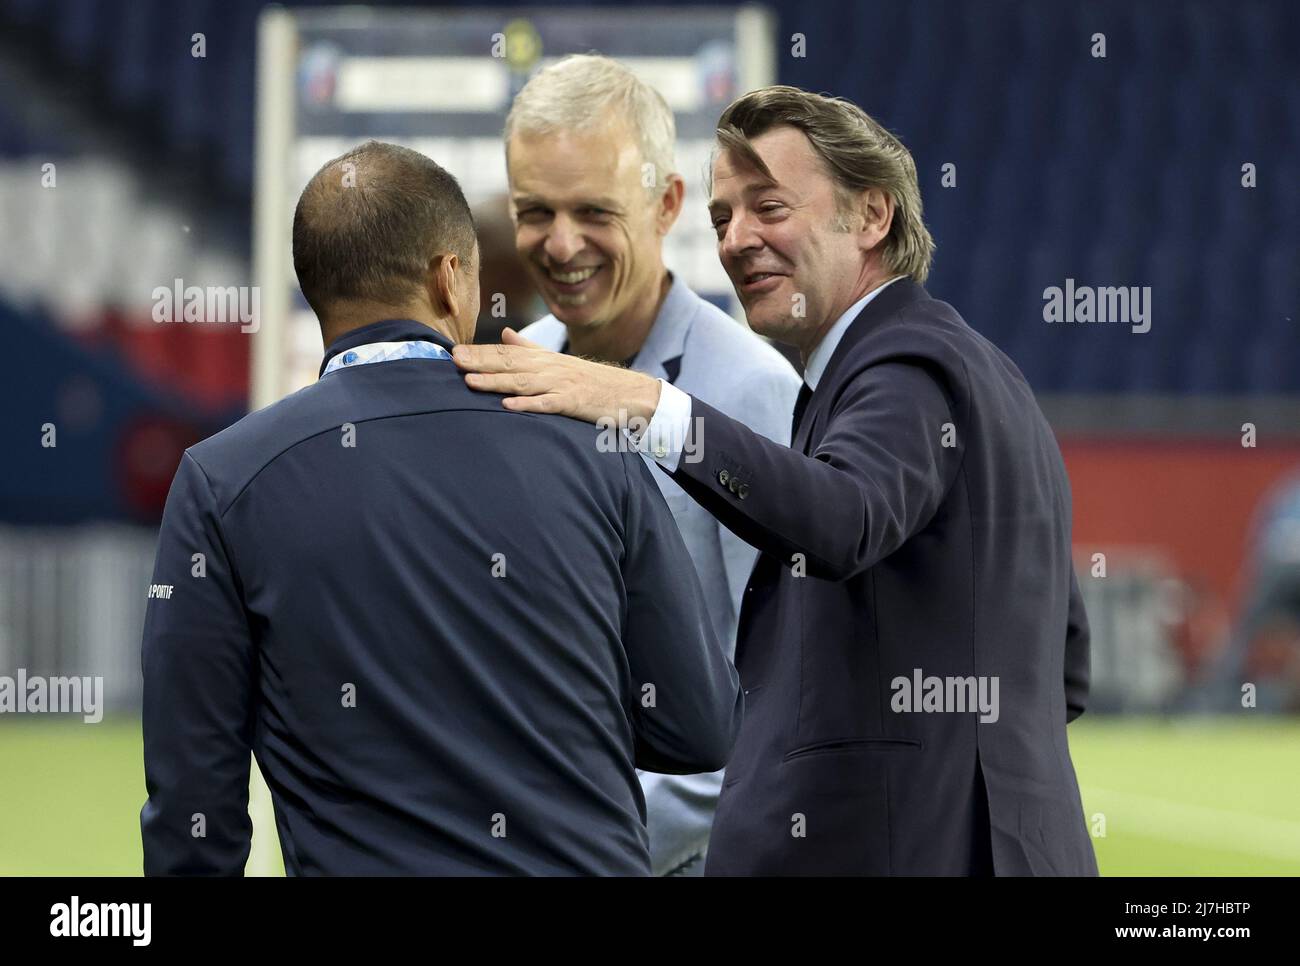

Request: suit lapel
left=794, top=279, right=929, bottom=452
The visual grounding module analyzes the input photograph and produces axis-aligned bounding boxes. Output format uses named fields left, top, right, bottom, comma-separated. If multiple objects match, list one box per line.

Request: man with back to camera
left=455, top=87, right=1098, bottom=876
left=503, top=54, right=800, bottom=875
left=139, top=140, right=742, bottom=876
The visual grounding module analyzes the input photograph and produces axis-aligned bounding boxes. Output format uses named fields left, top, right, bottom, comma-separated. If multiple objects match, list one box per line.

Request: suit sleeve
left=672, top=360, right=963, bottom=582
left=620, top=451, right=743, bottom=775
left=1064, top=567, right=1091, bottom=723
left=140, top=451, right=257, bottom=876
left=711, top=364, right=801, bottom=606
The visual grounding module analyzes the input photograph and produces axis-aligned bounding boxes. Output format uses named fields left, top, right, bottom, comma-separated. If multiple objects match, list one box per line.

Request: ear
left=858, top=187, right=895, bottom=253
left=428, top=252, right=462, bottom=320
left=655, top=173, right=686, bottom=236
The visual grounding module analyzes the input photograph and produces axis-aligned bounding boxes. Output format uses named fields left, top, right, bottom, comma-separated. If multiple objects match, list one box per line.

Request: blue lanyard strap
left=322, top=340, right=453, bottom=376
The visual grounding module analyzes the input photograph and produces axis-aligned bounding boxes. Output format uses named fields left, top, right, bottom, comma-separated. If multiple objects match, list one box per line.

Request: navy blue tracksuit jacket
left=140, top=318, right=742, bottom=876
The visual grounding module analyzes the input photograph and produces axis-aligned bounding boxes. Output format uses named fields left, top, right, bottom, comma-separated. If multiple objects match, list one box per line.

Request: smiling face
left=709, top=125, right=878, bottom=349
left=507, top=118, right=679, bottom=333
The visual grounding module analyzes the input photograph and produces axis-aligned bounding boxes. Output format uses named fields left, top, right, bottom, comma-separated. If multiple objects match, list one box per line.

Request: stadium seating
left=0, top=0, right=1295, bottom=523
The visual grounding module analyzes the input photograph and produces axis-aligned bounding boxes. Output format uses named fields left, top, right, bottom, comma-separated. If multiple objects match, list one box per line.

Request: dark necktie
left=791, top=382, right=813, bottom=437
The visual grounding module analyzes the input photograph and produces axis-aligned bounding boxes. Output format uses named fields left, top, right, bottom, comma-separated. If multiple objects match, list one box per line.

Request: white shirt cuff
left=629, top=380, right=693, bottom=473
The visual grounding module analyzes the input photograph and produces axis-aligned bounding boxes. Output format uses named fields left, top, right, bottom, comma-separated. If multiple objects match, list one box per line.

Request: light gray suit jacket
left=522, top=273, right=801, bottom=874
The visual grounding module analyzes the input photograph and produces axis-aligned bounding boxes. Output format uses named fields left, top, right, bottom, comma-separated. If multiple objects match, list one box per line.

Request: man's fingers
left=464, top=371, right=548, bottom=396
left=492, top=342, right=516, bottom=371
left=501, top=327, right=545, bottom=351
left=501, top=393, right=564, bottom=414
left=453, top=343, right=531, bottom=373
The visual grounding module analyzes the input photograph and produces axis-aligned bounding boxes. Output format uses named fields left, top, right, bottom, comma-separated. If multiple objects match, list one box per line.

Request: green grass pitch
left=1, top=716, right=1296, bottom=875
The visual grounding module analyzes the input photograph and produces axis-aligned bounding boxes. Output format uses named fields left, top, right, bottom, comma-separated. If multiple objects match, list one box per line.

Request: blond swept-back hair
left=504, top=53, right=677, bottom=195
left=714, top=85, right=934, bottom=283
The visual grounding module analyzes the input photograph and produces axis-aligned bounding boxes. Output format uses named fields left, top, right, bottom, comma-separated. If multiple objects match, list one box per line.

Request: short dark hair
left=292, top=140, right=476, bottom=317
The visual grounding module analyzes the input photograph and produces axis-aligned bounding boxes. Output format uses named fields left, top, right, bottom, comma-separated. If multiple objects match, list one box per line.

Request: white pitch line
left=1083, top=786, right=1300, bottom=863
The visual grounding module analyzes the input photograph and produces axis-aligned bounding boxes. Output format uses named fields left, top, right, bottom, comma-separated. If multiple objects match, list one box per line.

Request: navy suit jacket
left=140, top=319, right=742, bottom=876
left=671, top=280, right=1097, bottom=876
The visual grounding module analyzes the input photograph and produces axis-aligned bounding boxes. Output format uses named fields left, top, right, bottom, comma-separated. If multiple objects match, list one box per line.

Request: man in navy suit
left=454, top=88, right=1098, bottom=876
left=139, top=140, right=742, bottom=876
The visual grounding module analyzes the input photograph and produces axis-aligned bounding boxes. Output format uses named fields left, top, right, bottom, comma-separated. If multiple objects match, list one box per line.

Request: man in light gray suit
left=503, top=55, right=800, bottom=874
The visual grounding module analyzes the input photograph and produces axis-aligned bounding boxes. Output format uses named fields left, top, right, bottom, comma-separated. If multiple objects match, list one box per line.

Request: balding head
left=293, top=141, right=479, bottom=341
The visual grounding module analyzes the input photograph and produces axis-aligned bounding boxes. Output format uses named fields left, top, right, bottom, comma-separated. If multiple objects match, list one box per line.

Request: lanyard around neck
left=322, top=340, right=453, bottom=376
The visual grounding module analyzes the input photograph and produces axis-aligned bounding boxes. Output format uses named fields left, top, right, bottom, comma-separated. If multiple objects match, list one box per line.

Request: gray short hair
left=504, top=54, right=676, bottom=195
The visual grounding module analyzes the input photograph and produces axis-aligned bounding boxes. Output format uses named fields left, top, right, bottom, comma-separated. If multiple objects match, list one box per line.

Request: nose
left=720, top=210, right=763, bottom=262
left=543, top=212, right=583, bottom=266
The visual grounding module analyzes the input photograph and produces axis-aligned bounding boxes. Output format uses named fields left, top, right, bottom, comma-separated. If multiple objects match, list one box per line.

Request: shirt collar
left=803, top=276, right=906, bottom=390
left=319, top=319, right=457, bottom=377
left=630, top=272, right=695, bottom=378
left=554, top=272, right=695, bottom=383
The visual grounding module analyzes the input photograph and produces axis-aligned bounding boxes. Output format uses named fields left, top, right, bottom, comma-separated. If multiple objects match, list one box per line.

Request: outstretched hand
left=452, top=328, right=661, bottom=426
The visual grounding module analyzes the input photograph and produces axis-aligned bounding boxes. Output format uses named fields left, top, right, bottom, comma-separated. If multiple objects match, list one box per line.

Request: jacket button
left=738, top=483, right=750, bottom=499
left=728, top=477, right=740, bottom=493
left=718, top=469, right=730, bottom=486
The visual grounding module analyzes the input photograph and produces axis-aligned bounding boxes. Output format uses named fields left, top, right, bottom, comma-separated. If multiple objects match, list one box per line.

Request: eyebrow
left=708, top=179, right=785, bottom=214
